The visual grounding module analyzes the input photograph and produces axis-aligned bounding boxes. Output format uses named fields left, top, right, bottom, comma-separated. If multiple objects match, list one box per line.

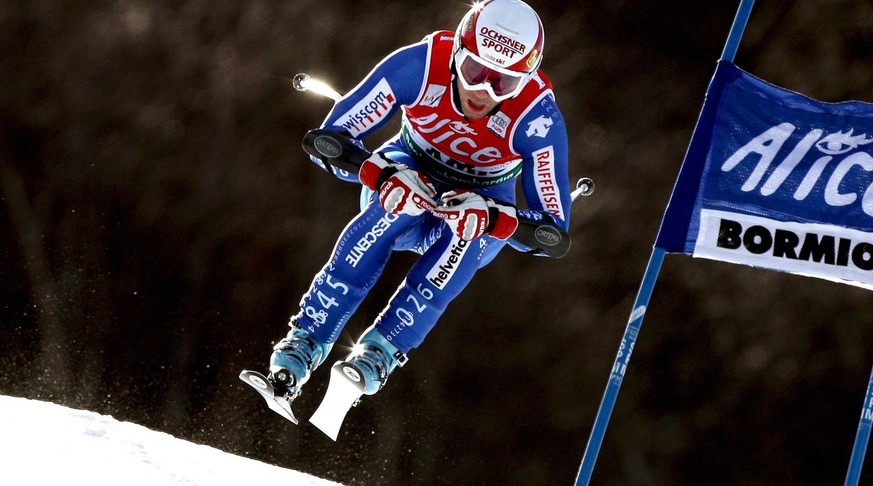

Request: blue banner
left=657, top=61, right=873, bottom=289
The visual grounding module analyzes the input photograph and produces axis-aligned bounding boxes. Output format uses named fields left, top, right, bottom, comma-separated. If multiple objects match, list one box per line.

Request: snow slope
left=0, top=395, right=342, bottom=486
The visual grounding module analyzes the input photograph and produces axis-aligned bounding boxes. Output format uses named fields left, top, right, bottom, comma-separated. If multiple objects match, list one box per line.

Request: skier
left=268, top=0, right=572, bottom=403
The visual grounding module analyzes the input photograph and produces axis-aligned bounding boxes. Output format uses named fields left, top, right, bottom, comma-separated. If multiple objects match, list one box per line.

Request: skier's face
left=456, top=80, right=499, bottom=120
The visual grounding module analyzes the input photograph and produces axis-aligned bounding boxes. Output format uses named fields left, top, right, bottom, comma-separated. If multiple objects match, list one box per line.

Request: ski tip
left=239, top=369, right=300, bottom=425
left=310, top=363, right=366, bottom=441
left=331, top=362, right=368, bottom=393
left=239, top=370, right=270, bottom=390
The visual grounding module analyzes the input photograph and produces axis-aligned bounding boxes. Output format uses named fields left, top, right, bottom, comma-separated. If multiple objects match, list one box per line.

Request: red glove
left=360, top=153, right=437, bottom=216
left=433, top=190, right=519, bottom=241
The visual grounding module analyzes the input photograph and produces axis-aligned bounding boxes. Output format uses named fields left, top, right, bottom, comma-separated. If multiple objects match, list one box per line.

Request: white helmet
left=453, top=0, right=545, bottom=101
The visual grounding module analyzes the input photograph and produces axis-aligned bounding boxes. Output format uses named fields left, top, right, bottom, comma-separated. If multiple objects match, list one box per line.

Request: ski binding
left=309, top=361, right=367, bottom=440
left=239, top=369, right=301, bottom=424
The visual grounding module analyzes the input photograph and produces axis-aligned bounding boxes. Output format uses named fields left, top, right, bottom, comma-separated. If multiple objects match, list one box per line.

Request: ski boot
left=269, top=322, right=333, bottom=392
left=238, top=318, right=332, bottom=424
left=339, top=325, right=407, bottom=395
left=310, top=325, right=408, bottom=439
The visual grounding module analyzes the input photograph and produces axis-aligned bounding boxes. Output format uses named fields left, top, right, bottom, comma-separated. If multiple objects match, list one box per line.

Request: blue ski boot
left=341, top=325, right=407, bottom=395
left=269, top=319, right=333, bottom=392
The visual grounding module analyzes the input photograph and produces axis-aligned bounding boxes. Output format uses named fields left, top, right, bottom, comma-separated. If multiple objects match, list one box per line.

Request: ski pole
left=294, top=73, right=594, bottom=258
left=292, top=72, right=595, bottom=202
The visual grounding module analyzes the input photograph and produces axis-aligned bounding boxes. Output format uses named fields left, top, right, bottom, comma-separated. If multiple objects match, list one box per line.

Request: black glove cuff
left=486, top=206, right=500, bottom=234
left=377, top=165, right=399, bottom=189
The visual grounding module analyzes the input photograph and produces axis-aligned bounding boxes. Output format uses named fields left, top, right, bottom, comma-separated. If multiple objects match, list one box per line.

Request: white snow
left=0, top=394, right=343, bottom=486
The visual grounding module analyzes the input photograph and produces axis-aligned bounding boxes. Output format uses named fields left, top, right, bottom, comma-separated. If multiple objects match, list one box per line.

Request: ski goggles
left=454, top=48, right=530, bottom=102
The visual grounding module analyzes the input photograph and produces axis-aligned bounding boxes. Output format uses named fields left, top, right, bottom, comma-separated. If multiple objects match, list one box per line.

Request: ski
left=309, top=361, right=367, bottom=441
left=238, top=370, right=301, bottom=424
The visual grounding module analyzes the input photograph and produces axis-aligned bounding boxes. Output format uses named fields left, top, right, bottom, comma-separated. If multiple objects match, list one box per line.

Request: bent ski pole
left=293, top=72, right=593, bottom=258
left=302, top=129, right=591, bottom=258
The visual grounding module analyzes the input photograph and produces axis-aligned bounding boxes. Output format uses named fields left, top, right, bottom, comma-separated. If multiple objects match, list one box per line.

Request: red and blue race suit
left=296, top=31, right=572, bottom=353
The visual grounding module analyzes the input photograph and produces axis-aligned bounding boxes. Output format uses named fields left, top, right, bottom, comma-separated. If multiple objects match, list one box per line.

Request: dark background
left=2, top=1, right=873, bottom=485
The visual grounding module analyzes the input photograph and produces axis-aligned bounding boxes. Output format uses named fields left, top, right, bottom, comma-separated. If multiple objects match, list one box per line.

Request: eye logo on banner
left=817, top=130, right=873, bottom=155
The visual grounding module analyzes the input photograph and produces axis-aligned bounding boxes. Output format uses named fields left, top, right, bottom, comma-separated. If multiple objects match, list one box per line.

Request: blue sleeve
left=322, top=39, right=428, bottom=138
left=514, top=93, right=572, bottom=232
left=308, top=39, right=428, bottom=182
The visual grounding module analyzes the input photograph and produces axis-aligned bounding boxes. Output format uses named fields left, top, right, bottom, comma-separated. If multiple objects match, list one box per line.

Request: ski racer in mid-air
left=265, top=0, right=573, bottom=414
